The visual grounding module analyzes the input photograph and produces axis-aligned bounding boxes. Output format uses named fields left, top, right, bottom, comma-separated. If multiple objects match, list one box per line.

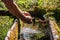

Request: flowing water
left=20, top=27, right=42, bottom=40
left=20, top=20, right=45, bottom=40
left=20, top=17, right=60, bottom=40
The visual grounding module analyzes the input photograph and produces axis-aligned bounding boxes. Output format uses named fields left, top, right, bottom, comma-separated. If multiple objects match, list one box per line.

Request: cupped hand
left=21, top=12, right=33, bottom=24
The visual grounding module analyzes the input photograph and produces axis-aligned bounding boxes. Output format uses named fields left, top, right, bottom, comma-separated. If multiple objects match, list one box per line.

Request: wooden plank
left=49, top=17, right=60, bottom=40
left=5, top=19, right=18, bottom=40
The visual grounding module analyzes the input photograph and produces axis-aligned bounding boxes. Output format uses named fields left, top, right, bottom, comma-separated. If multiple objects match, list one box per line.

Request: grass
left=0, top=16, right=14, bottom=40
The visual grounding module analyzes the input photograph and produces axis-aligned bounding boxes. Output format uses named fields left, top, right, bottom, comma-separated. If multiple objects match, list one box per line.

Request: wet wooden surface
left=49, top=17, right=60, bottom=40
left=5, top=20, right=18, bottom=40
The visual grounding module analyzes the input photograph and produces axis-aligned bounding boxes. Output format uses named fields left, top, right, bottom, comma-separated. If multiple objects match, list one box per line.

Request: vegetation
left=0, top=16, right=14, bottom=40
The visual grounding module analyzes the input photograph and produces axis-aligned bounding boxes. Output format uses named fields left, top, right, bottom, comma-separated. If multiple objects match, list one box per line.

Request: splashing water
left=20, top=27, right=41, bottom=40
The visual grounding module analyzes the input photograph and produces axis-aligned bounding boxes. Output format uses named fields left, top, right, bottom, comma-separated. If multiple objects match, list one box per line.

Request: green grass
left=0, top=16, right=14, bottom=40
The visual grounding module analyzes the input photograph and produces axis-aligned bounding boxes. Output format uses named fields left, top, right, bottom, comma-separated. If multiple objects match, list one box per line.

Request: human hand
left=21, top=12, right=33, bottom=24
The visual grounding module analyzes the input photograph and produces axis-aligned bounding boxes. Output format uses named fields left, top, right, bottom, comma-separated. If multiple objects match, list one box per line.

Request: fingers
left=22, top=12, right=34, bottom=24
left=21, top=17, right=32, bottom=24
left=24, top=12, right=31, bottom=16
